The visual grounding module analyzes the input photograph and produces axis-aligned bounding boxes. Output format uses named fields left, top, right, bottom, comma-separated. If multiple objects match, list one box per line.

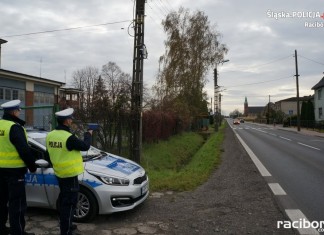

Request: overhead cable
left=1, top=20, right=131, bottom=38
left=299, top=55, right=324, bottom=66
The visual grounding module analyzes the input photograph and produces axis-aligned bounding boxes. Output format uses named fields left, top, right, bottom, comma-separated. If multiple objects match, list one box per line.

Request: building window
left=5, top=89, right=11, bottom=100
left=12, top=90, right=19, bottom=100
left=34, top=92, right=54, bottom=105
left=71, top=94, right=78, bottom=101
left=319, top=107, right=323, bottom=119
left=0, top=87, right=24, bottom=101
left=318, top=89, right=322, bottom=100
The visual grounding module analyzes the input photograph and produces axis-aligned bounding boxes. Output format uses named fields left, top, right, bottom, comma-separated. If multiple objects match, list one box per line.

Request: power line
left=1, top=20, right=131, bottom=38
left=157, top=0, right=171, bottom=14
left=149, top=0, right=167, bottom=17
left=148, top=15, right=164, bottom=31
left=147, top=2, right=165, bottom=21
left=164, top=0, right=177, bottom=12
left=299, top=55, right=324, bottom=66
left=225, top=75, right=293, bottom=88
left=224, top=94, right=286, bottom=98
left=234, top=55, right=293, bottom=71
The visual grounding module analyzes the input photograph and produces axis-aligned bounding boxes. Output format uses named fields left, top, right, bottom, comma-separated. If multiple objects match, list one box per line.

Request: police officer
left=0, top=100, right=37, bottom=235
left=46, top=108, right=92, bottom=235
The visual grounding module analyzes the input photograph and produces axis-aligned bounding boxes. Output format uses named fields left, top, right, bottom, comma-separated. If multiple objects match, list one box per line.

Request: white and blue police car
left=25, top=131, right=149, bottom=222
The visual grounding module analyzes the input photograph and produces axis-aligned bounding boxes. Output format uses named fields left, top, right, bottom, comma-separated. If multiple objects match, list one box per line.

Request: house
left=311, top=74, right=324, bottom=121
left=0, top=69, right=65, bottom=129
left=58, top=87, right=82, bottom=109
left=274, top=96, right=313, bottom=116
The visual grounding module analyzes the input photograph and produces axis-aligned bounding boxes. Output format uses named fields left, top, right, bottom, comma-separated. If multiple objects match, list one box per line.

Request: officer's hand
left=29, top=165, right=37, bottom=173
left=87, top=129, right=93, bottom=135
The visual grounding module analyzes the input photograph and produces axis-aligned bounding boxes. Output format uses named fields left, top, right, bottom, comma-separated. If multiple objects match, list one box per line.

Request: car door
left=25, top=143, right=59, bottom=208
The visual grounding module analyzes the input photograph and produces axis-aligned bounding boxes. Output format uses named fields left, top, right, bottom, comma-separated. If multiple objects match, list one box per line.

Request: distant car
left=240, top=119, right=245, bottom=123
left=26, top=131, right=149, bottom=222
left=233, top=119, right=240, bottom=125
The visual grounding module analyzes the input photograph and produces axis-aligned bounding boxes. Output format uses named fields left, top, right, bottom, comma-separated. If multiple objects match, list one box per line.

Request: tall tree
left=71, top=66, right=99, bottom=120
left=154, top=7, right=228, bottom=121
left=100, top=62, right=132, bottom=150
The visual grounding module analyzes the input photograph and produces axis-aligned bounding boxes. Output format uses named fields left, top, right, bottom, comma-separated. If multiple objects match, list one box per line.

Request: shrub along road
left=25, top=125, right=296, bottom=234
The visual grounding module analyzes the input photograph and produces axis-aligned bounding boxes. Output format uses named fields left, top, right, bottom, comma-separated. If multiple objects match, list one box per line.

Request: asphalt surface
left=21, top=124, right=298, bottom=235
left=233, top=122, right=324, bottom=225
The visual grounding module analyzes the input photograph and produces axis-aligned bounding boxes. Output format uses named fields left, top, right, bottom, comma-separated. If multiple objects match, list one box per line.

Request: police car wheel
left=74, top=186, right=98, bottom=222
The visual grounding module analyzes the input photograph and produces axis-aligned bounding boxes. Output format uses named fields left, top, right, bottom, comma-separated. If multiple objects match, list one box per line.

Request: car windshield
left=81, top=146, right=106, bottom=161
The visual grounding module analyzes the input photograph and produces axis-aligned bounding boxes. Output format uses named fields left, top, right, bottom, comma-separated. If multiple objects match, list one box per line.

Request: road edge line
left=235, top=133, right=271, bottom=177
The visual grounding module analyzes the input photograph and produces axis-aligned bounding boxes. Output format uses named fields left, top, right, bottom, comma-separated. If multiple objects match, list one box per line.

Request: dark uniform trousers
left=57, top=176, right=79, bottom=235
left=0, top=173, right=27, bottom=235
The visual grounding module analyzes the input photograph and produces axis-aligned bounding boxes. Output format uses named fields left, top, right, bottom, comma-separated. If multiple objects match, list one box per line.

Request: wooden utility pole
left=130, top=0, right=146, bottom=163
left=267, top=95, right=270, bottom=124
left=214, top=68, right=219, bottom=132
left=294, top=50, right=301, bottom=132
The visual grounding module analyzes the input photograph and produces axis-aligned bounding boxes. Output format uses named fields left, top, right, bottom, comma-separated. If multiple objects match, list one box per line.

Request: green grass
left=142, top=124, right=225, bottom=192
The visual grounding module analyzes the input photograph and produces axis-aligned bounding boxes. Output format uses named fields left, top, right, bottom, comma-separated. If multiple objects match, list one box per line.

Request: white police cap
left=0, top=100, right=21, bottom=111
left=55, top=108, right=74, bottom=119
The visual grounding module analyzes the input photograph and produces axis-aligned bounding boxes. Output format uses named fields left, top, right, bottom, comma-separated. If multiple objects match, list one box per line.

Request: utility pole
left=267, top=95, right=270, bottom=124
left=213, top=60, right=229, bottom=131
left=294, top=49, right=301, bottom=132
left=214, top=68, right=219, bottom=132
left=130, top=0, right=146, bottom=163
left=219, top=93, right=222, bottom=127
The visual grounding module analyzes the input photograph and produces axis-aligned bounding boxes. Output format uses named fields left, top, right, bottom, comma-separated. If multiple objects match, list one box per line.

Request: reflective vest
left=0, top=120, right=26, bottom=168
left=46, top=130, right=84, bottom=178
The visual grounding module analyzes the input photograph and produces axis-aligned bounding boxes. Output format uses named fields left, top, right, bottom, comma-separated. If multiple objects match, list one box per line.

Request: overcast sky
left=0, top=0, right=323, bottom=115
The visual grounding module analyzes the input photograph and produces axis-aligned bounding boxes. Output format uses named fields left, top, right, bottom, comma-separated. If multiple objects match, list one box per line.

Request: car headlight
left=87, top=170, right=130, bottom=186
left=99, top=176, right=130, bottom=186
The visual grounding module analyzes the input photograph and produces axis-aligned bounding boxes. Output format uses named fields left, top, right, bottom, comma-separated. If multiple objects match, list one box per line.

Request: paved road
left=229, top=120, right=324, bottom=235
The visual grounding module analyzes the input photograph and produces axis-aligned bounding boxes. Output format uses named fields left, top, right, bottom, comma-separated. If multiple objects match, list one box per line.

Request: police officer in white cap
left=0, top=100, right=37, bottom=235
left=46, top=108, right=92, bottom=235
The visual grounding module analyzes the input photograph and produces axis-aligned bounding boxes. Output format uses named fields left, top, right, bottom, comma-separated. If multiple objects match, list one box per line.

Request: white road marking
left=280, top=136, right=292, bottom=141
left=269, top=133, right=277, bottom=137
left=235, top=134, right=271, bottom=177
left=257, top=129, right=267, bottom=133
left=285, top=209, right=319, bottom=235
left=268, top=183, right=286, bottom=195
left=298, top=142, right=321, bottom=151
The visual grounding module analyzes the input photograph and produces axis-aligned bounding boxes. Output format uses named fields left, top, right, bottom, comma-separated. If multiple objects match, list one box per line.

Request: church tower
left=244, top=97, right=248, bottom=116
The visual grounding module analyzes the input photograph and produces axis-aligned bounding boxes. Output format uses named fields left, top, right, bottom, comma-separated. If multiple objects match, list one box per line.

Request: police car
left=26, top=131, right=149, bottom=222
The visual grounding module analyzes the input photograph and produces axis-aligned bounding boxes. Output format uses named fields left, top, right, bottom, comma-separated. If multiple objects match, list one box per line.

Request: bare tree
left=71, top=66, right=100, bottom=120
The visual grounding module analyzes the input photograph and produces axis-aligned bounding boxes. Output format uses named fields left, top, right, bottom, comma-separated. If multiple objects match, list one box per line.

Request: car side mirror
left=35, top=159, right=49, bottom=168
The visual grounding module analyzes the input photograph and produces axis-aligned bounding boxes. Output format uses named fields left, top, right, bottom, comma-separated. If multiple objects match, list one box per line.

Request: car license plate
left=141, top=183, right=148, bottom=195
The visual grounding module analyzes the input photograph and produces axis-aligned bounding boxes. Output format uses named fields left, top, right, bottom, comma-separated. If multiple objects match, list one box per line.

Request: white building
left=311, top=75, right=324, bottom=121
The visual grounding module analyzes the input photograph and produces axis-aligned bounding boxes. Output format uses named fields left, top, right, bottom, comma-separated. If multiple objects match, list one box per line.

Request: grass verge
left=142, top=124, right=225, bottom=192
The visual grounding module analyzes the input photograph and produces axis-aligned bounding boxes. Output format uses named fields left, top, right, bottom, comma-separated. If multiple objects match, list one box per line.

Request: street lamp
left=214, top=59, right=229, bottom=131
left=0, top=38, right=8, bottom=69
